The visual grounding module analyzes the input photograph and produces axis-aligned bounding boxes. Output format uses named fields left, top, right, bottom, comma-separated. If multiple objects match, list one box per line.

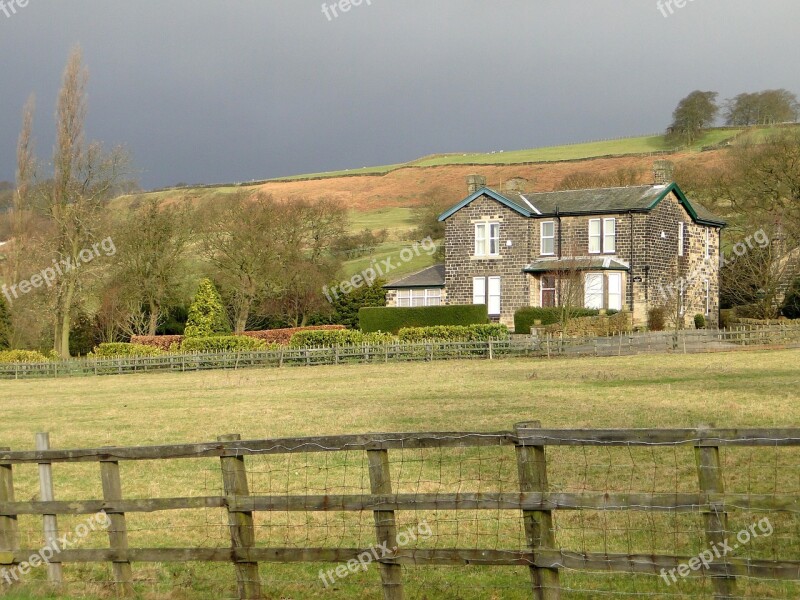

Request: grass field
left=0, top=349, right=798, bottom=599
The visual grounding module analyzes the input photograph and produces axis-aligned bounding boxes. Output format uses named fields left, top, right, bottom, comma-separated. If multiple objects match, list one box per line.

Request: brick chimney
left=466, top=174, right=487, bottom=194
left=653, top=160, right=674, bottom=186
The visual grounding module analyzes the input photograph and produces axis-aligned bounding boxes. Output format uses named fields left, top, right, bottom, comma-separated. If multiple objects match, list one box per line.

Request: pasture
left=0, top=349, right=797, bottom=599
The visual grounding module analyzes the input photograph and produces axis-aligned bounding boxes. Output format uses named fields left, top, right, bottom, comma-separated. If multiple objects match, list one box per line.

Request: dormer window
left=475, top=222, right=500, bottom=257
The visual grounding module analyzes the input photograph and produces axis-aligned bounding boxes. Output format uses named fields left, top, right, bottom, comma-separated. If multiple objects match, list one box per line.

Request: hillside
left=113, top=126, right=787, bottom=281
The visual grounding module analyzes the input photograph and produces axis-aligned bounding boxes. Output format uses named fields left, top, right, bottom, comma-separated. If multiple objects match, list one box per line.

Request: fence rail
left=0, top=324, right=799, bottom=380
left=0, top=425, right=798, bottom=598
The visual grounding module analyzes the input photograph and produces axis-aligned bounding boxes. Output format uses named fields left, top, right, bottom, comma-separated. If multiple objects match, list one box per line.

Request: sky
left=1, top=0, right=798, bottom=190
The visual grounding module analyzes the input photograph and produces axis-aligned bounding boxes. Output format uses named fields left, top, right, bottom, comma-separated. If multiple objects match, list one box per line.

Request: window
left=705, top=228, right=711, bottom=260
left=589, top=219, right=616, bottom=254
left=473, top=276, right=501, bottom=316
left=540, top=221, right=555, bottom=256
left=603, top=218, right=616, bottom=253
left=473, top=277, right=486, bottom=305
left=705, top=279, right=710, bottom=316
left=584, top=273, right=604, bottom=309
left=475, top=222, right=500, bottom=257
left=589, top=219, right=602, bottom=254
left=679, top=279, right=685, bottom=315
left=607, top=272, right=623, bottom=311
left=678, top=223, right=685, bottom=257
left=541, top=275, right=557, bottom=307
left=396, top=289, right=441, bottom=307
left=488, top=276, right=501, bottom=316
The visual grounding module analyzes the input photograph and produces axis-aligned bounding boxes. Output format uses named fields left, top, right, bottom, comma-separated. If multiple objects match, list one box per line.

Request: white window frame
left=588, top=219, right=602, bottom=254
left=396, top=289, right=441, bottom=307
left=678, top=222, right=685, bottom=257
left=584, top=272, right=604, bottom=309
left=705, top=279, right=710, bottom=316
left=705, top=228, right=710, bottom=260
left=603, top=218, right=616, bottom=254
left=540, top=221, right=555, bottom=256
left=475, top=222, right=500, bottom=257
left=473, top=277, right=486, bottom=305
left=487, top=276, right=501, bottom=316
left=679, top=279, right=685, bottom=315
left=607, top=272, right=623, bottom=311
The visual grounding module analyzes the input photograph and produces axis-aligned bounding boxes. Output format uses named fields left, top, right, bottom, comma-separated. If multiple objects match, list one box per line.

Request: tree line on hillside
left=0, top=47, right=393, bottom=357
left=667, top=89, right=800, bottom=146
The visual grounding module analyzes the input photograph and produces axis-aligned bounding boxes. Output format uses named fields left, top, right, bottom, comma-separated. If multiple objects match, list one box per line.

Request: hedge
left=240, top=325, right=345, bottom=345
left=0, top=350, right=50, bottom=363
left=180, top=336, right=269, bottom=353
left=543, top=311, right=633, bottom=337
left=514, top=307, right=600, bottom=332
left=398, top=324, right=509, bottom=343
left=289, top=330, right=395, bottom=348
left=359, top=305, right=489, bottom=334
left=91, top=343, right=164, bottom=358
left=130, top=335, right=184, bottom=351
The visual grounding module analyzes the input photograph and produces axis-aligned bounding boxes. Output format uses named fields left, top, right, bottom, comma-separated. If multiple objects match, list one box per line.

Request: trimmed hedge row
left=130, top=335, right=184, bottom=351
left=240, top=325, right=345, bottom=345
left=359, top=305, right=489, bottom=334
left=543, top=311, right=632, bottom=337
left=92, top=343, right=164, bottom=358
left=289, top=330, right=395, bottom=348
left=514, top=307, right=600, bottom=332
left=180, top=336, right=270, bottom=353
left=0, top=350, right=50, bottom=363
left=398, top=324, right=509, bottom=343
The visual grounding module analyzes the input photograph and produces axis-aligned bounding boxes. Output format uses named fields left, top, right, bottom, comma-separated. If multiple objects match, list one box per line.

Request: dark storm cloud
left=1, top=0, right=798, bottom=188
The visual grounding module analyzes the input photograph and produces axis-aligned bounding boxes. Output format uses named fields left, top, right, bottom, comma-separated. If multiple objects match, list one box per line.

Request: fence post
left=695, top=424, right=736, bottom=599
left=514, top=422, right=561, bottom=600
left=218, top=434, right=262, bottom=600
left=0, top=447, right=19, bottom=584
left=100, top=453, right=134, bottom=596
left=35, top=433, right=63, bottom=586
left=367, top=449, right=404, bottom=600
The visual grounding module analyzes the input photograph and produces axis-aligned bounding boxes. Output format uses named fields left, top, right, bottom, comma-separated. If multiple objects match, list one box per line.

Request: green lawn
left=0, top=350, right=797, bottom=599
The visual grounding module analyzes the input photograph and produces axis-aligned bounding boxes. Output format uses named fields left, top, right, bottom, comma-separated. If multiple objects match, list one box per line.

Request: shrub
left=91, top=343, right=164, bottom=358
left=131, top=335, right=185, bottom=350
left=648, top=307, right=666, bottom=332
left=398, top=324, right=510, bottom=343
left=184, top=278, right=231, bottom=338
left=782, top=277, right=800, bottom=319
left=720, top=309, right=735, bottom=329
left=289, top=330, right=395, bottom=348
left=327, top=279, right=387, bottom=329
left=180, top=336, right=268, bottom=353
left=545, top=311, right=632, bottom=337
left=694, top=314, right=706, bottom=329
left=359, top=305, right=489, bottom=334
left=0, top=295, right=11, bottom=350
left=514, top=307, right=600, bottom=333
left=241, top=325, right=346, bottom=345
left=0, top=350, right=50, bottom=363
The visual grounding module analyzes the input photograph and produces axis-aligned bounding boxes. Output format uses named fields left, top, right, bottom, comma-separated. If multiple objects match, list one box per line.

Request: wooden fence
left=1, top=324, right=798, bottom=380
left=0, top=425, right=798, bottom=599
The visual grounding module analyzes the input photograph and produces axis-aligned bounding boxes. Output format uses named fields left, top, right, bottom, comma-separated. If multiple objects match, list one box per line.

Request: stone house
left=386, top=168, right=726, bottom=330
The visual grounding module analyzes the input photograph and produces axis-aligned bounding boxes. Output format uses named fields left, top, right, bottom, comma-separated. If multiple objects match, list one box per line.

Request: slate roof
left=524, top=258, right=631, bottom=273
left=384, top=264, right=446, bottom=289
left=438, top=183, right=726, bottom=227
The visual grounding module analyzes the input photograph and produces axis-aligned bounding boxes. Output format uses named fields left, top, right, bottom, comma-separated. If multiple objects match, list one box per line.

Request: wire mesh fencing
left=0, top=425, right=798, bottom=599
